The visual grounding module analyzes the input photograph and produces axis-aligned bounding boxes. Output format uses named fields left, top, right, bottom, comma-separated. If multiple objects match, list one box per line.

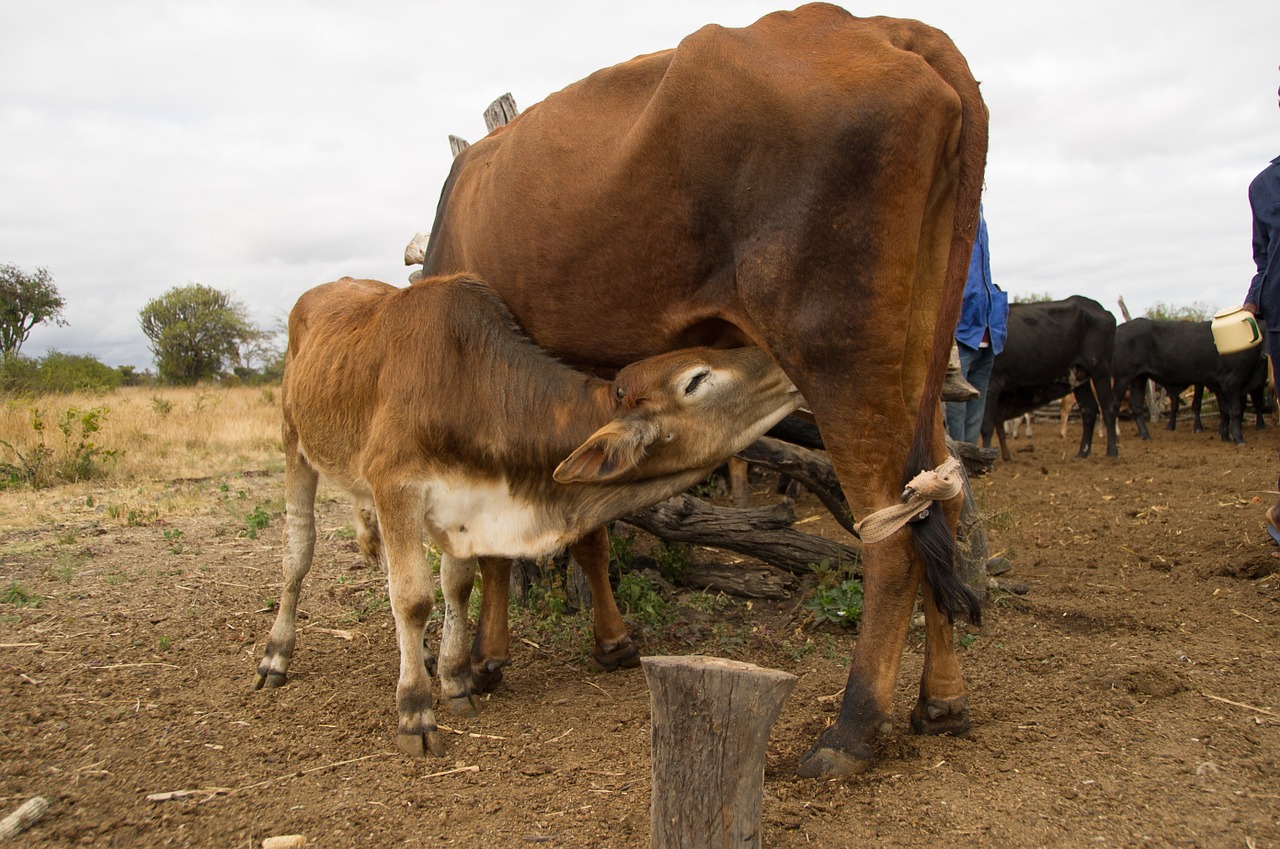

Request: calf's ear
left=554, top=420, right=659, bottom=484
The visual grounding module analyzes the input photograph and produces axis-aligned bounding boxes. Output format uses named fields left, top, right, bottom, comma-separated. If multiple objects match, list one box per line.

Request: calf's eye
left=684, top=370, right=710, bottom=395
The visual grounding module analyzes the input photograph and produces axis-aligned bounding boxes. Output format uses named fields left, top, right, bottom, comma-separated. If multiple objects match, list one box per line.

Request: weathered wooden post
left=642, top=656, right=796, bottom=849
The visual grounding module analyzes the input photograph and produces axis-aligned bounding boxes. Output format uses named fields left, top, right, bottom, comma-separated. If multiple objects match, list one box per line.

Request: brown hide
left=422, top=4, right=988, bottom=777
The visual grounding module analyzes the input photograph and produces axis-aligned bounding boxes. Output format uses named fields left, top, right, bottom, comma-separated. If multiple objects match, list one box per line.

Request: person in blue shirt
left=945, top=205, right=1008, bottom=444
left=1242, top=76, right=1280, bottom=550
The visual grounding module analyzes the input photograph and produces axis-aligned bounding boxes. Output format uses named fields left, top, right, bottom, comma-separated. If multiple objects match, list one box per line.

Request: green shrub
left=0, top=351, right=122, bottom=394
left=1143, top=301, right=1214, bottom=322
left=615, top=571, right=672, bottom=629
left=805, top=558, right=864, bottom=629
left=0, top=405, right=119, bottom=489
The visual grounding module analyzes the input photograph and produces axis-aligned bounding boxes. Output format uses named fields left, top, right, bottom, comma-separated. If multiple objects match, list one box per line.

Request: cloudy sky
left=2, top=1, right=1278, bottom=370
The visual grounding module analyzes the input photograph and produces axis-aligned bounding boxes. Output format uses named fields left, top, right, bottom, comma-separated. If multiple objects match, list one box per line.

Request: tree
left=1144, top=301, right=1213, bottom=322
left=139, top=284, right=255, bottom=384
left=0, top=264, right=67, bottom=354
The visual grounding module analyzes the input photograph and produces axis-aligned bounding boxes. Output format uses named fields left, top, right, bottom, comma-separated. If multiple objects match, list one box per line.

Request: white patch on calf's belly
left=424, top=477, right=569, bottom=560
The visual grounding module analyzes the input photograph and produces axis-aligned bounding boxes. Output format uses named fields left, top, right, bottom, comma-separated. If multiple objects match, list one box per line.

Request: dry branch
left=735, top=436, right=853, bottom=533
left=621, top=494, right=859, bottom=575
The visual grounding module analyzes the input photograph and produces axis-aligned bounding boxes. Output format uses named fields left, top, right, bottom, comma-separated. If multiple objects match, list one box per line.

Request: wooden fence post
left=642, top=656, right=796, bottom=849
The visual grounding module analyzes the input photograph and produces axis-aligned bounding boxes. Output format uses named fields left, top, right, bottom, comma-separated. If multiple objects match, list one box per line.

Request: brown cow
left=253, top=273, right=801, bottom=757
left=422, top=4, right=988, bottom=777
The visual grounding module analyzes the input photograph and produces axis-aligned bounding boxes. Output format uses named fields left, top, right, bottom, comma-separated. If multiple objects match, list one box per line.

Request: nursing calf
left=253, top=273, right=801, bottom=757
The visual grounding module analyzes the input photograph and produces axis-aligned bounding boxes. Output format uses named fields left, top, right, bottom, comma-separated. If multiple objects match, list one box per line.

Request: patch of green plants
left=615, top=571, right=672, bottom=629
left=653, top=541, right=691, bottom=584
left=608, top=531, right=636, bottom=575
left=0, top=405, right=120, bottom=489
left=163, top=528, right=185, bottom=554
left=683, top=590, right=730, bottom=615
left=242, top=503, right=272, bottom=539
left=51, top=551, right=85, bottom=583
left=126, top=506, right=160, bottom=527
left=957, top=633, right=977, bottom=649
left=2, top=582, right=43, bottom=608
left=805, top=558, right=864, bottom=629
left=341, top=587, right=390, bottom=623
left=158, top=635, right=172, bottom=651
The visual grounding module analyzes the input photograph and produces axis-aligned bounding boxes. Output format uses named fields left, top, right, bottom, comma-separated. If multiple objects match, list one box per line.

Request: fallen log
left=622, top=495, right=859, bottom=575
left=679, top=561, right=794, bottom=599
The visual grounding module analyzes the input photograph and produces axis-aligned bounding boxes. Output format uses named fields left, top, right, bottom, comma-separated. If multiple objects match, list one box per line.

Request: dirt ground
left=3, top=413, right=1280, bottom=848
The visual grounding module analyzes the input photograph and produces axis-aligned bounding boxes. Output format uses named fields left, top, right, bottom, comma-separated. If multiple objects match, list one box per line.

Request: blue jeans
left=945, top=343, right=995, bottom=444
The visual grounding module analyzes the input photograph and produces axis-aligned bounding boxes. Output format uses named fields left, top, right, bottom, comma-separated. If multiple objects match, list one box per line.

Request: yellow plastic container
left=1211, top=307, right=1262, bottom=355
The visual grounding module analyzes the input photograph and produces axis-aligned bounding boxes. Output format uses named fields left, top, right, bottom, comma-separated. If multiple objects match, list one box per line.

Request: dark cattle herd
left=250, top=3, right=1272, bottom=787
left=983, top=302, right=1270, bottom=451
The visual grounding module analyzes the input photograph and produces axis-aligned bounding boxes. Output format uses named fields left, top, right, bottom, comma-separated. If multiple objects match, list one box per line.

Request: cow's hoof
left=396, top=729, right=445, bottom=758
left=910, top=694, right=971, bottom=737
left=252, top=668, right=287, bottom=690
left=445, top=691, right=482, bottom=717
left=594, top=636, right=640, bottom=672
left=471, top=659, right=507, bottom=694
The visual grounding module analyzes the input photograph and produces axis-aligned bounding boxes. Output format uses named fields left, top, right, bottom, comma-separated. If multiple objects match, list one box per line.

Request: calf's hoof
left=396, top=728, right=445, bottom=758
left=910, top=694, right=971, bottom=737
left=471, top=659, right=507, bottom=694
left=445, top=691, right=482, bottom=717
left=594, top=636, right=640, bottom=672
left=252, top=668, right=287, bottom=690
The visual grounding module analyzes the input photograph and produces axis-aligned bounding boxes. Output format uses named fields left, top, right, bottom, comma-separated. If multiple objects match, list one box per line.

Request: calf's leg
left=374, top=485, right=445, bottom=757
left=438, top=553, right=481, bottom=716
left=570, top=527, right=639, bottom=671
left=253, top=429, right=318, bottom=690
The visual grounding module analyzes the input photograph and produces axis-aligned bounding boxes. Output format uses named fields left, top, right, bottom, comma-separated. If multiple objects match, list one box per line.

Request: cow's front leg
left=375, top=487, right=444, bottom=758
left=438, top=553, right=481, bottom=716
left=253, top=434, right=317, bottom=690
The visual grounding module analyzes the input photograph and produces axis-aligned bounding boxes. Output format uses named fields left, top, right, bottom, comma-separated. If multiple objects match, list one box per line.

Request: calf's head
left=554, top=346, right=800, bottom=484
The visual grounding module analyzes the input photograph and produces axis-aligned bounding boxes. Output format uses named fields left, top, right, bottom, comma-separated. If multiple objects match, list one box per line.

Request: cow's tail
left=905, top=38, right=989, bottom=628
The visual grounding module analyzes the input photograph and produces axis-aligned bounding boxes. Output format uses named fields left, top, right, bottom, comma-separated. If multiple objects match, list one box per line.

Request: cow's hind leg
left=374, top=485, right=445, bottom=757
left=910, top=574, right=971, bottom=737
left=1074, top=383, right=1100, bottom=458
left=253, top=428, right=318, bottom=690
left=570, top=526, right=639, bottom=671
left=438, top=553, right=481, bottom=716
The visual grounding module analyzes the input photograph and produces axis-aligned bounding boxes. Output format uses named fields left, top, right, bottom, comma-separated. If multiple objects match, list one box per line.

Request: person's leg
left=961, top=345, right=995, bottom=444
left=1266, top=349, right=1280, bottom=550
left=945, top=344, right=981, bottom=441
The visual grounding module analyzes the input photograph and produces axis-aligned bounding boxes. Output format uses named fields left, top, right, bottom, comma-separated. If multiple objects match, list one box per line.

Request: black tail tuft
left=912, top=498, right=983, bottom=626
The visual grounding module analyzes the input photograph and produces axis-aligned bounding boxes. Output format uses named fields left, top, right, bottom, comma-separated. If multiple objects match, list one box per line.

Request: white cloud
left=3, top=0, right=1279, bottom=367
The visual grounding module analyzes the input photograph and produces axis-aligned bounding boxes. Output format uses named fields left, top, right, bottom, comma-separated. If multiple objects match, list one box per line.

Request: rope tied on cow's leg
left=853, top=456, right=963, bottom=544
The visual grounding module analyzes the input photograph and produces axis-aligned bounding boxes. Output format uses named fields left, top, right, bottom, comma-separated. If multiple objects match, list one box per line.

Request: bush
left=1144, top=301, right=1214, bottom=322
left=0, top=351, right=123, bottom=395
left=0, top=405, right=119, bottom=489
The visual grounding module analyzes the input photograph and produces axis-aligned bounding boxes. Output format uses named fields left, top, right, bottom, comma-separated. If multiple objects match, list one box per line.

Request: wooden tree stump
left=642, top=656, right=796, bottom=849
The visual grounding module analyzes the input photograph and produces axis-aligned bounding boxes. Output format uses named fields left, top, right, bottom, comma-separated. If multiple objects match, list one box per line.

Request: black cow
left=1166, top=382, right=1271, bottom=433
left=981, top=296, right=1120, bottom=460
left=1111, top=318, right=1268, bottom=444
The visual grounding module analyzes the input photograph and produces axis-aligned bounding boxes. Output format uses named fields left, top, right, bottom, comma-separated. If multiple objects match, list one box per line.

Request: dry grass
left=0, top=384, right=283, bottom=485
